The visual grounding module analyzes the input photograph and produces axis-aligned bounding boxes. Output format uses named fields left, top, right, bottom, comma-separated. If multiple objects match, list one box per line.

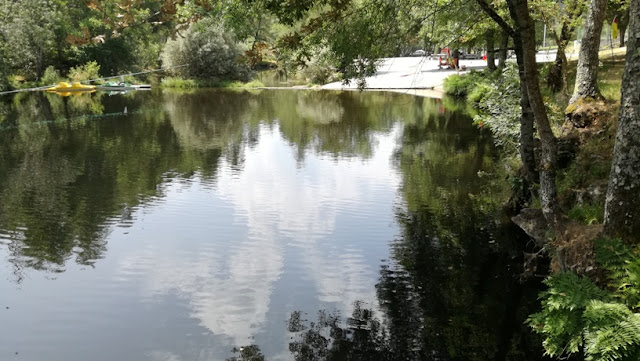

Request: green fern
left=527, top=272, right=610, bottom=357
left=584, top=306, right=640, bottom=361
left=530, top=240, right=640, bottom=361
left=594, top=238, right=640, bottom=310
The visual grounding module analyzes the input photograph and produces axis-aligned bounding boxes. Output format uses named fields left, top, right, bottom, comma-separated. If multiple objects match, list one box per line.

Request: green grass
left=568, top=203, right=604, bottom=224
left=160, top=77, right=198, bottom=89
left=160, top=77, right=264, bottom=89
left=216, top=79, right=265, bottom=88
left=566, top=51, right=625, bottom=101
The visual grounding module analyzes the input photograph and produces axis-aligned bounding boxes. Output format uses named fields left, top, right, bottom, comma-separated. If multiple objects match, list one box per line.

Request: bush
left=68, top=61, right=101, bottom=82
left=299, top=49, right=341, bottom=85
left=40, top=66, right=63, bottom=86
left=467, top=82, right=493, bottom=104
left=160, top=77, right=198, bottom=89
left=442, top=70, right=487, bottom=97
left=472, top=63, right=522, bottom=153
left=161, top=18, right=253, bottom=83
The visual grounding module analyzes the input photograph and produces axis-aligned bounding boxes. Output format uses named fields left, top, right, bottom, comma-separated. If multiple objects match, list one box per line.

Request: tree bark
left=546, top=19, right=579, bottom=94
left=498, top=30, right=508, bottom=68
left=604, top=0, right=640, bottom=243
left=620, top=23, right=626, bottom=47
left=513, top=35, right=538, bottom=185
left=508, top=0, right=563, bottom=234
left=474, top=0, right=538, bottom=186
left=486, top=30, right=496, bottom=71
left=569, top=0, right=607, bottom=104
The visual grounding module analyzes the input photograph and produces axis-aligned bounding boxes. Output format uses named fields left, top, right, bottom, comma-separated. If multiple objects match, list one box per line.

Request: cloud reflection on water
left=114, top=123, right=402, bottom=354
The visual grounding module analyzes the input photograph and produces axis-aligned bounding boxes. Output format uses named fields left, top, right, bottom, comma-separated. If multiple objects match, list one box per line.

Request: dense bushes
left=442, top=70, right=488, bottom=97
left=472, top=64, right=522, bottom=153
left=68, top=61, right=101, bottom=82
left=444, top=64, right=522, bottom=154
left=161, top=18, right=253, bottom=83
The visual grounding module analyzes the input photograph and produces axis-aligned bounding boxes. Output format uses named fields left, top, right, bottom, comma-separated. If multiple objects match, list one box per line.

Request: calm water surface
left=0, top=90, right=543, bottom=361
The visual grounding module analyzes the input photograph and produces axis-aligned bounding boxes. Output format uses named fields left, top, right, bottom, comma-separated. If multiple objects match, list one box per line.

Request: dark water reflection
left=0, top=90, right=542, bottom=361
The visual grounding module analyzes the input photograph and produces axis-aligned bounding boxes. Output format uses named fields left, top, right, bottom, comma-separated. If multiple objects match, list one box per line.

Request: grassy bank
left=160, top=77, right=264, bottom=89
left=443, top=52, right=624, bottom=225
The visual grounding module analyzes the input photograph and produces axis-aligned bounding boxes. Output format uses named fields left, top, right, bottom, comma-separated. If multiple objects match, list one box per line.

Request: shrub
left=299, top=49, right=341, bottom=85
left=40, top=66, right=63, bottom=86
left=68, top=61, right=101, bottom=82
left=161, top=18, right=253, bottom=83
left=443, top=70, right=488, bottom=97
left=472, top=63, right=522, bottom=153
left=467, top=82, right=493, bottom=104
left=160, top=77, right=198, bottom=89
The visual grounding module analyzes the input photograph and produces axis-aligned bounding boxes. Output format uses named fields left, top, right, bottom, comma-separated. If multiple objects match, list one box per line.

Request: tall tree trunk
left=546, top=44, right=568, bottom=93
left=604, top=0, right=640, bottom=243
left=508, top=0, right=564, bottom=235
left=620, top=23, right=626, bottom=47
left=486, top=30, right=497, bottom=71
left=546, top=20, right=580, bottom=94
left=569, top=0, right=607, bottom=104
left=498, top=30, right=508, bottom=68
left=513, top=36, right=538, bottom=185
left=474, top=0, right=538, bottom=185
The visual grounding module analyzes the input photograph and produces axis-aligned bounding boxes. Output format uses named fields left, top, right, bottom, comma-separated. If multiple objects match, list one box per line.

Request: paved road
left=322, top=51, right=577, bottom=91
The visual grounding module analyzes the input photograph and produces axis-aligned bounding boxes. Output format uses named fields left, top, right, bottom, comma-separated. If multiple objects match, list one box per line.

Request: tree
left=569, top=0, right=608, bottom=104
left=506, top=0, right=564, bottom=237
left=603, top=0, right=640, bottom=242
left=161, top=18, right=253, bottom=82
left=531, top=0, right=586, bottom=93
left=608, top=0, right=630, bottom=47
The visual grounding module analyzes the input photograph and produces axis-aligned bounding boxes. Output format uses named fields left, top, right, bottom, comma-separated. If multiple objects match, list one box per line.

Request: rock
left=564, top=98, right=608, bottom=129
left=511, top=208, right=549, bottom=247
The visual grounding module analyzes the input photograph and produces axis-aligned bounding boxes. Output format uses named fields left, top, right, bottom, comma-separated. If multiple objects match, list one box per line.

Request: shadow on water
left=229, top=95, right=547, bottom=360
left=0, top=89, right=545, bottom=360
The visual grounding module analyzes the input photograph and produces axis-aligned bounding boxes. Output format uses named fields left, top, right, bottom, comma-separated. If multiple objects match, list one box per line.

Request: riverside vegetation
left=1, top=0, right=639, bottom=359
left=444, top=47, right=640, bottom=359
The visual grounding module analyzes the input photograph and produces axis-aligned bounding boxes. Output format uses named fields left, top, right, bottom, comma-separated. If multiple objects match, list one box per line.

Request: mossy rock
left=564, top=97, right=608, bottom=128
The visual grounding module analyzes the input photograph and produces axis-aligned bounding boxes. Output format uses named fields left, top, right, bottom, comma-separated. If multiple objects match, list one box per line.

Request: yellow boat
left=45, top=82, right=96, bottom=92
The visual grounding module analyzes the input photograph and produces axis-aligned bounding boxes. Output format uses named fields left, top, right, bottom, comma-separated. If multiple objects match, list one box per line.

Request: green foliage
left=530, top=239, right=640, bottom=361
left=161, top=18, right=253, bottom=82
left=40, top=66, right=64, bottom=86
left=299, top=49, right=341, bottom=85
left=467, top=82, right=493, bottom=104
left=68, top=61, right=101, bottom=82
left=161, top=77, right=198, bottom=89
left=443, top=71, right=485, bottom=98
left=217, top=79, right=265, bottom=88
left=528, top=272, right=610, bottom=357
left=594, top=239, right=640, bottom=310
left=568, top=203, right=604, bottom=224
left=472, top=64, right=522, bottom=154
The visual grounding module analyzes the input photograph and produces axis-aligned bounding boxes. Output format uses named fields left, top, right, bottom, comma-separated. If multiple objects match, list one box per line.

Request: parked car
left=461, top=52, right=482, bottom=59
left=410, top=49, right=426, bottom=56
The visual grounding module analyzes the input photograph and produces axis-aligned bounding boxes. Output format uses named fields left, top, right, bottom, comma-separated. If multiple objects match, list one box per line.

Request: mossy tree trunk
left=604, top=0, right=640, bottom=243
left=569, top=0, right=607, bottom=104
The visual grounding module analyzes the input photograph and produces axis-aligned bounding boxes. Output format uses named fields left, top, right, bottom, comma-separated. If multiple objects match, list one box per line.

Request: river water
left=0, top=89, right=543, bottom=361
